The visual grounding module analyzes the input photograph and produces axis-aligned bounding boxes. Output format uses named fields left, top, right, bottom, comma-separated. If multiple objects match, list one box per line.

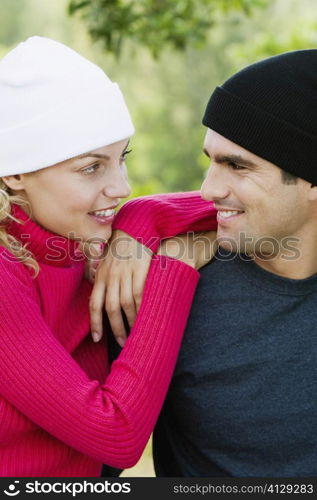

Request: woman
left=0, top=36, right=217, bottom=477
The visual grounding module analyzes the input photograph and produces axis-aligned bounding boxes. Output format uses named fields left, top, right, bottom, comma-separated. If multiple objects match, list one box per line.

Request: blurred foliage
left=0, top=0, right=316, bottom=197
left=67, top=0, right=268, bottom=58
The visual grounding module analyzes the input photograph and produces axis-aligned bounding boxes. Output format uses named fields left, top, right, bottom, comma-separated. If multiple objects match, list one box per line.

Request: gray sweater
left=153, top=249, right=317, bottom=476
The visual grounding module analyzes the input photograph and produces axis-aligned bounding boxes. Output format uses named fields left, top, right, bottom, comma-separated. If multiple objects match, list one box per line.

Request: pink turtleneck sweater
left=0, top=192, right=217, bottom=477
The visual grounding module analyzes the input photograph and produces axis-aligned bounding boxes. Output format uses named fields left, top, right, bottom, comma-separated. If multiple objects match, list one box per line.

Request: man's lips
left=214, top=204, right=244, bottom=212
left=216, top=208, right=245, bottom=223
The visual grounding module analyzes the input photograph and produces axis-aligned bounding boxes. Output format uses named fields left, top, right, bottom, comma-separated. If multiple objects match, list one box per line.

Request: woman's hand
left=157, top=231, right=218, bottom=270
left=89, top=229, right=217, bottom=348
left=89, top=230, right=153, bottom=346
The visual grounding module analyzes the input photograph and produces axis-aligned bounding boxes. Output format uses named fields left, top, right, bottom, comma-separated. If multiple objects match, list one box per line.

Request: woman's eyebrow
left=78, top=152, right=110, bottom=160
left=78, top=141, right=130, bottom=161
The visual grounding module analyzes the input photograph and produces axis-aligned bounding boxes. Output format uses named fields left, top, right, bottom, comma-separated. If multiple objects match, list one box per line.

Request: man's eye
left=229, top=162, right=244, bottom=170
left=82, top=164, right=100, bottom=175
left=120, top=149, right=132, bottom=162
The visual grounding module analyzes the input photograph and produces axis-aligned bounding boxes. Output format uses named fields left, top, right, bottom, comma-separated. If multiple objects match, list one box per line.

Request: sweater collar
left=8, top=203, right=83, bottom=267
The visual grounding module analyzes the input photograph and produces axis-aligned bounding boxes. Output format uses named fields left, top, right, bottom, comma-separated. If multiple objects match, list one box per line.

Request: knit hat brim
left=0, top=82, right=134, bottom=176
left=203, top=86, right=316, bottom=185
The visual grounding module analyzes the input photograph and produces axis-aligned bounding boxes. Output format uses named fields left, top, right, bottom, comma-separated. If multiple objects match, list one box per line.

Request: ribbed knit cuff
left=117, top=253, right=199, bottom=368
left=106, top=254, right=200, bottom=466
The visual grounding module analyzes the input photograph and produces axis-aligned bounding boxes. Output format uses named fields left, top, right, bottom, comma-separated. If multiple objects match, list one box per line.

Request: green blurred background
left=1, top=0, right=315, bottom=476
left=1, top=0, right=316, bottom=199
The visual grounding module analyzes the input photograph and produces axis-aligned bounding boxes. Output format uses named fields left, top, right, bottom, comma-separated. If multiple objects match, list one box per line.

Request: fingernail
left=92, top=332, right=100, bottom=343
left=117, top=337, right=125, bottom=348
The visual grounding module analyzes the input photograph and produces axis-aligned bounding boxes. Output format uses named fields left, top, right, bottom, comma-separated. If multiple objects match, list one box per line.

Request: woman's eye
left=120, top=149, right=132, bottom=162
left=82, top=164, right=100, bottom=175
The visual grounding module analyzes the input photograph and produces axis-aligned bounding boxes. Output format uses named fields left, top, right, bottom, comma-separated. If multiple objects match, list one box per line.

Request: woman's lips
left=88, top=211, right=116, bottom=225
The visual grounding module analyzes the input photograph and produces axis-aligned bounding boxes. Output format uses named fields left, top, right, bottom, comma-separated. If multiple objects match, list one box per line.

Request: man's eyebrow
left=215, top=154, right=257, bottom=167
left=203, top=148, right=210, bottom=158
left=203, top=149, right=257, bottom=168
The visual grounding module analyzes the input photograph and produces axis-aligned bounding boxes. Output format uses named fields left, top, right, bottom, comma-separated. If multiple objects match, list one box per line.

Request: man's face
left=201, top=129, right=312, bottom=256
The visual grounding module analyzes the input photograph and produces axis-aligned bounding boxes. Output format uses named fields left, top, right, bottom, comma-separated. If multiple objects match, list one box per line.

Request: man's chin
left=216, top=227, right=259, bottom=255
left=217, top=235, right=240, bottom=254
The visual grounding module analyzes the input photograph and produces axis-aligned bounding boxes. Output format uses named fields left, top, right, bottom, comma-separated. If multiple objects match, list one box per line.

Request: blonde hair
left=0, top=178, right=39, bottom=277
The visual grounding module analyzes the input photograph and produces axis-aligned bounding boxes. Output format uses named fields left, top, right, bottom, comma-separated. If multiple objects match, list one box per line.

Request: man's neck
left=252, top=235, right=317, bottom=279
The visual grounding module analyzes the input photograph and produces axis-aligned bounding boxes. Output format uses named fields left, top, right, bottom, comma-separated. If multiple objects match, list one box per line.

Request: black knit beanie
left=202, top=50, right=317, bottom=184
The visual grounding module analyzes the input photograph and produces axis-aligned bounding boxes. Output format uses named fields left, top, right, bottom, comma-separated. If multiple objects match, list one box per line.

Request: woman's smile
left=88, top=207, right=117, bottom=225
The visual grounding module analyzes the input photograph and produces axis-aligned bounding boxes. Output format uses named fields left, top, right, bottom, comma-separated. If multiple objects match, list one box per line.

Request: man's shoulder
left=199, top=249, right=246, bottom=281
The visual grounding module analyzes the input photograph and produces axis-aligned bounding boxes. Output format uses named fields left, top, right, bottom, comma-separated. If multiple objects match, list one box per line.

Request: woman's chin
left=82, top=227, right=112, bottom=243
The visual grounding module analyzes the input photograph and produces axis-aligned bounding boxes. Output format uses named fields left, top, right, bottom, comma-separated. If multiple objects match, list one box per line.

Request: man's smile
left=216, top=208, right=245, bottom=223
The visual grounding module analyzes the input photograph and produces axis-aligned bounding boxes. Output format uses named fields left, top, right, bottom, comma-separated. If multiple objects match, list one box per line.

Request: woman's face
left=4, top=138, right=131, bottom=243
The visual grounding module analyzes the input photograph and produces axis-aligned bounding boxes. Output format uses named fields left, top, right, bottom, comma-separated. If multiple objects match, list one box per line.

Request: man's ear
left=308, top=184, right=317, bottom=201
left=1, top=175, right=25, bottom=192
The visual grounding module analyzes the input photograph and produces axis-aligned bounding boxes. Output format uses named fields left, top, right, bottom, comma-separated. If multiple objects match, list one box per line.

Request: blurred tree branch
left=67, top=0, right=268, bottom=57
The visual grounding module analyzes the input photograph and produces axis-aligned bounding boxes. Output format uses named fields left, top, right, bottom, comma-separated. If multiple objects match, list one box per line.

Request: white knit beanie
left=0, top=36, right=135, bottom=176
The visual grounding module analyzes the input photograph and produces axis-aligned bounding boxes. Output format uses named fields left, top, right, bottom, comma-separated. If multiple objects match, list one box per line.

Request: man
left=152, top=49, right=317, bottom=477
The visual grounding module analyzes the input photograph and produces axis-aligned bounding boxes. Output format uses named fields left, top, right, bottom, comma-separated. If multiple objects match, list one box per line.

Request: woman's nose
left=102, top=166, right=131, bottom=199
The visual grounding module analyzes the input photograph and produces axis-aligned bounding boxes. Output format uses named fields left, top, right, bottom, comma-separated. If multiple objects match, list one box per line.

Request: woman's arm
left=88, top=192, right=217, bottom=341
left=112, top=191, right=217, bottom=253
left=89, top=229, right=217, bottom=343
left=0, top=252, right=199, bottom=469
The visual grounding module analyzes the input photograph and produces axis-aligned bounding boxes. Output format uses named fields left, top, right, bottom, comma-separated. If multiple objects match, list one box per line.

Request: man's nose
left=200, top=164, right=230, bottom=201
left=102, top=165, right=131, bottom=199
